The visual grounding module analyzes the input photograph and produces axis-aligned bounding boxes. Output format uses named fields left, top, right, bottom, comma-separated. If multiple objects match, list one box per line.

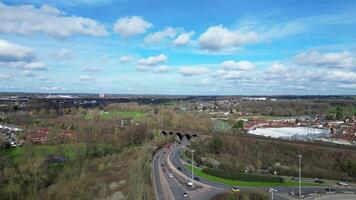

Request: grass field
left=85, top=111, right=147, bottom=120
left=185, top=164, right=320, bottom=187
left=0, top=144, right=87, bottom=164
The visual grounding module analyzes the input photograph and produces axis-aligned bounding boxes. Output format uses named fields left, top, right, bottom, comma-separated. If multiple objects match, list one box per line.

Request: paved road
left=153, top=140, right=356, bottom=200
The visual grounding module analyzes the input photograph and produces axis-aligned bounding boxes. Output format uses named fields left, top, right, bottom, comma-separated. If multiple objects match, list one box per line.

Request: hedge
left=202, top=168, right=284, bottom=183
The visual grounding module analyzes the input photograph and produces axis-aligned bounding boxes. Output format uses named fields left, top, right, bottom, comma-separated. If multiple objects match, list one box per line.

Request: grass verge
left=184, top=164, right=321, bottom=187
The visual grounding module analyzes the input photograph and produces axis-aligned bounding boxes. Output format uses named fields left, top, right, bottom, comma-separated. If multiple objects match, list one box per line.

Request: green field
left=185, top=164, right=320, bottom=187
left=0, top=144, right=87, bottom=164
left=85, top=111, right=147, bottom=120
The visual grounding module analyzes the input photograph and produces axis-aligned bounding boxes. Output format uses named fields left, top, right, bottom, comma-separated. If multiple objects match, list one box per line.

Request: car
left=291, top=177, right=299, bottom=181
left=314, top=178, right=325, bottom=183
left=177, top=166, right=182, bottom=171
left=326, top=187, right=336, bottom=192
left=183, top=192, right=188, bottom=197
left=169, top=173, right=173, bottom=178
left=337, top=181, right=348, bottom=186
left=231, top=186, right=240, bottom=192
left=187, top=181, right=194, bottom=187
left=194, top=177, right=200, bottom=181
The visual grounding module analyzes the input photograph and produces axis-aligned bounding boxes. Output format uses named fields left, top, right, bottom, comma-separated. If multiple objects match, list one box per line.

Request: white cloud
left=266, top=63, right=288, bottom=74
left=80, top=75, right=94, bottom=81
left=83, top=67, right=102, bottom=72
left=24, top=70, right=35, bottom=77
left=113, top=16, right=152, bottom=37
left=144, top=27, right=177, bottom=44
left=119, top=55, right=133, bottom=63
left=54, top=49, right=72, bottom=60
left=179, top=67, right=209, bottom=76
left=0, top=73, right=12, bottom=80
left=0, top=2, right=109, bottom=37
left=24, top=62, right=47, bottom=70
left=325, top=70, right=356, bottom=83
left=211, top=69, right=244, bottom=79
left=198, top=25, right=259, bottom=51
left=173, top=31, right=194, bottom=46
left=295, top=51, right=355, bottom=68
left=138, top=54, right=167, bottom=66
left=152, top=65, right=170, bottom=73
left=221, top=60, right=255, bottom=71
left=337, top=83, right=356, bottom=90
left=0, top=38, right=34, bottom=62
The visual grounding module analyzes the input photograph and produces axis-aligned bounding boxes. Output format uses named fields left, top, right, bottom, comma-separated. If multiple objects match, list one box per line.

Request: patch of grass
left=185, top=164, right=320, bottom=187
left=85, top=111, right=147, bottom=120
left=0, top=144, right=87, bottom=164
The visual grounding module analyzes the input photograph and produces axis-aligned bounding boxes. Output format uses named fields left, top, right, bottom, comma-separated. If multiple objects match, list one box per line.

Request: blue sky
left=0, top=0, right=356, bottom=95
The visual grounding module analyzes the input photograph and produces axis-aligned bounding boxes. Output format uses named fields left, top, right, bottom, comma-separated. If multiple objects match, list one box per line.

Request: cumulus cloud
left=0, top=38, right=47, bottom=70
left=0, top=2, right=109, bottom=37
left=221, top=60, right=255, bottom=71
left=294, top=51, right=355, bottom=68
left=211, top=69, right=244, bottom=79
left=266, top=63, right=288, bottom=74
left=325, top=70, right=356, bottom=83
left=198, top=25, right=259, bottom=51
left=0, top=38, right=34, bottom=62
left=179, top=67, right=209, bottom=76
left=79, top=75, right=94, bottom=81
left=119, top=55, right=133, bottom=63
left=113, top=16, right=152, bottom=37
left=152, top=65, right=170, bottom=73
left=173, top=31, right=195, bottom=46
left=144, top=27, right=177, bottom=44
left=24, top=62, right=47, bottom=70
left=138, top=54, right=167, bottom=66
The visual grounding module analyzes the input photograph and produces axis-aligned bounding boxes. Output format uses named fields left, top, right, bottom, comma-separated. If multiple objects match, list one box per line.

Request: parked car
left=169, top=173, right=173, bottom=178
left=177, top=166, right=182, bottom=171
left=291, top=177, right=299, bottom=181
left=183, top=192, right=188, bottom=197
left=187, top=181, right=193, bottom=187
left=194, top=177, right=200, bottom=181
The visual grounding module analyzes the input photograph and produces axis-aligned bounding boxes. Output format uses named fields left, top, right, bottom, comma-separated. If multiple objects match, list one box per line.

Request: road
left=153, top=140, right=356, bottom=200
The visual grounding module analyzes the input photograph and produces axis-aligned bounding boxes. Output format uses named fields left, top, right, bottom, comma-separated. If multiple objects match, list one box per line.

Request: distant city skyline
left=0, top=0, right=355, bottom=95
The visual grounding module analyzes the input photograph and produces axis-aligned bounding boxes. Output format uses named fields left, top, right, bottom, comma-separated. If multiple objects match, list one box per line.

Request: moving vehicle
left=169, top=173, right=173, bottom=178
left=314, top=178, right=325, bottom=183
left=337, top=181, right=348, bottom=186
left=231, top=186, right=240, bottom=192
left=187, top=181, right=193, bottom=187
left=183, top=192, right=188, bottom=197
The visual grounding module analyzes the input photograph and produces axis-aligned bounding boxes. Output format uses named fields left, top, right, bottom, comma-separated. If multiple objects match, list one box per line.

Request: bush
left=203, top=168, right=284, bottom=183
left=211, top=190, right=269, bottom=200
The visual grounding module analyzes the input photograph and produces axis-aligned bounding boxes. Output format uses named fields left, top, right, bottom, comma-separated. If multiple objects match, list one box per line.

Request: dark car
left=194, top=177, right=200, bottom=181
left=177, top=166, right=182, bottom=171
left=326, top=187, right=336, bottom=192
left=314, top=178, right=325, bottom=183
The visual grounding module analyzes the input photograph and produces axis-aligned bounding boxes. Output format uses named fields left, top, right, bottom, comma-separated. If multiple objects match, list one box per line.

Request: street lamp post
left=191, top=149, right=195, bottom=182
left=269, top=188, right=277, bottom=200
left=297, top=154, right=303, bottom=197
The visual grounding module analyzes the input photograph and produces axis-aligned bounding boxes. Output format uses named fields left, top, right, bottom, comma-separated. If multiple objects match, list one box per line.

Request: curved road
left=153, top=140, right=356, bottom=200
